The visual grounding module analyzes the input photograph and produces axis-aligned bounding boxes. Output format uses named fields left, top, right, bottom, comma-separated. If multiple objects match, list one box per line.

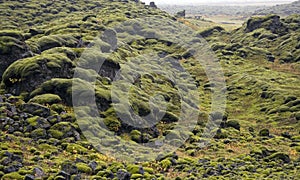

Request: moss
left=50, top=104, right=65, bottom=114
left=103, top=116, right=121, bottom=132
left=36, top=34, right=78, bottom=51
left=31, top=128, right=47, bottom=139
left=48, top=129, right=64, bottom=139
left=160, top=159, right=172, bottom=170
left=2, top=172, right=23, bottom=180
left=2, top=54, right=74, bottom=95
left=268, top=152, right=290, bottom=163
left=162, top=111, right=179, bottom=123
left=27, top=116, right=40, bottom=127
left=259, top=129, right=270, bottom=136
left=66, top=144, right=88, bottom=154
left=226, top=120, right=240, bottom=131
left=131, top=174, right=143, bottom=179
left=50, top=122, right=72, bottom=134
left=0, top=30, right=23, bottom=40
left=76, top=162, right=92, bottom=174
left=196, top=26, right=225, bottom=38
left=130, top=130, right=142, bottom=143
left=29, top=94, right=62, bottom=105
left=127, top=164, right=140, bottom=174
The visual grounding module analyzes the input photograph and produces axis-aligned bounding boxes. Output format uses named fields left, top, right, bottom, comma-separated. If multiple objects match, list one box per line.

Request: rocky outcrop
left=149, top=2, right=157, bottom=8
left=244, top=15, right=288, bottom=35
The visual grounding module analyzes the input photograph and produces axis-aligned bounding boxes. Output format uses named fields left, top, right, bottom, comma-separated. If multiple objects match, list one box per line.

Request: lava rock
left=24, top=174, right=35, bottom=180
left=57, top=171, right=71, bottom=179
left=33, top=167, right=44, bottom=178
left=21, top=103, right=50, bottom=117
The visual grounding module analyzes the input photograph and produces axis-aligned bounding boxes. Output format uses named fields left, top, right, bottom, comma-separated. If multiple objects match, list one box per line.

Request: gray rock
left=117, top=169, right=131, bottom=180
left=88, top=161, right=98, bottom=172
left=24, top=174, right=35, bottom=180
left=4, top=166, right=18, bottom=173
left=57, top=171, right=70, bottom=179
left=22, top=103, right=50, bottom=117
left=149, top=2, right=157, bottom=8
left=61, top=163, right=78, bottom=175
left=33, top=167, right=44, bottom=178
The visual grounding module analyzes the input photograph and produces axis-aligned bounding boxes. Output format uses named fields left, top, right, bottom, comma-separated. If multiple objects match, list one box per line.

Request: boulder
left=149, top=2, right=157, bottom=8
left=21, top=103, right=50, bottom=117
left=245, top=15, right=288, bottom=35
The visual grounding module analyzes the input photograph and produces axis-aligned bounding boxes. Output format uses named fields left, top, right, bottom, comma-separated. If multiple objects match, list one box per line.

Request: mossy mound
left=2, top=53, right=74, bottom=95
left=29, top=94, right=62, bottom=105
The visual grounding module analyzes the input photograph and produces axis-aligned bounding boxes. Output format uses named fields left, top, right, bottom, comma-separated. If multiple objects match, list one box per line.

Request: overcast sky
left=142, top=0, right=296, bottom=5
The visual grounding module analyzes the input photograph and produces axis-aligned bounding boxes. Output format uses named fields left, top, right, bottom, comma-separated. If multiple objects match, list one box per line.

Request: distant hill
left=254, top=0, right=300, bottom=16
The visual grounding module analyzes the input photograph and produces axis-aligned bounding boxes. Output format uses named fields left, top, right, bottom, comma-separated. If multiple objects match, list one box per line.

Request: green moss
left=268, top=152, right=290, bottom=163
left=160, top=159, right=172, bottom=170
left=31, top=128, right=47, bottom=139
left=131, top=174, right=143, bottom=179
left=29, top=94, right=62, bottom=104
left=50, top=122, right=72, bottom=134
left=130, top=130, right=142, bottom=143
left=2, top=172, right=23, bottom=180
left=76, top=162, right=92, bottom=174
left=259, top=129, right=270, bottom=136
left=50, top=104, right=65, bottom=114
left=103, top=116, right=121, bottom=132
left=2, top=53, right=74, bottom=95
left=48, top=129, right=64, bottom=139
left=0, top=30, right=23, bottom=40
left=127, top=164, right=140, bottom=174
left=27, top=116, right=40, bottom=127
left=36, top=34, right=78, bottom=51
left=66, top=144, right=88, bottom=154
left=226, top=120, right=240, bottom=131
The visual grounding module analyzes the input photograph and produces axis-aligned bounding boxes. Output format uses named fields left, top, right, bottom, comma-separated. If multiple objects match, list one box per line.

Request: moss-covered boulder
left=0, top=31, right=27, bottom=81
left=268, top=152, right=290, bottom=163
left=29, top=94, right=62, bottom=105
left=2, top=53, right=74, bottom=95
left=244, top=15, right=287, bottom=35
left=259, top=129, right=270, bottom=137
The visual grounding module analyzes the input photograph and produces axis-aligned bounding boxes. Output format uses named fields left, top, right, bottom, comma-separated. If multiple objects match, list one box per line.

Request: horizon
left=141, top=0, right=296, bottom=6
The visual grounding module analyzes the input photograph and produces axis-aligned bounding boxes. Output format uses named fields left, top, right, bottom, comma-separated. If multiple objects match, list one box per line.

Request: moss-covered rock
left=259, top=129, right=270, bottom=137
left=2, top=54, right=74, bottom=95
left=225, top=120, right=240, bottom=131
left=29, top=94, right=62, bottom=105
left=2, top=172, right=23, bottom=180
left=268, top=152, right=290, bottom=163
left=66, top=144, right=88, bottom=154
left=76, top=162, right=92, bottom=174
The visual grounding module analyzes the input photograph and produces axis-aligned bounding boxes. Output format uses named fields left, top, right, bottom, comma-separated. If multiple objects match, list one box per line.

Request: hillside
left=254, top=0, right=300, bottom=16
left=0, top=0, right=300, bottom=179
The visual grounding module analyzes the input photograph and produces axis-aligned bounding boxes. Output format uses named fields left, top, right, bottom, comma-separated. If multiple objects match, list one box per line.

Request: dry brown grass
left=269, top=60, right=300, bottom=75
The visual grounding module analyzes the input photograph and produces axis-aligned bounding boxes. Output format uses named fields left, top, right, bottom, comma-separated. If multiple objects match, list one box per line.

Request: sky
left=141, top=0, right=296, bottom=5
